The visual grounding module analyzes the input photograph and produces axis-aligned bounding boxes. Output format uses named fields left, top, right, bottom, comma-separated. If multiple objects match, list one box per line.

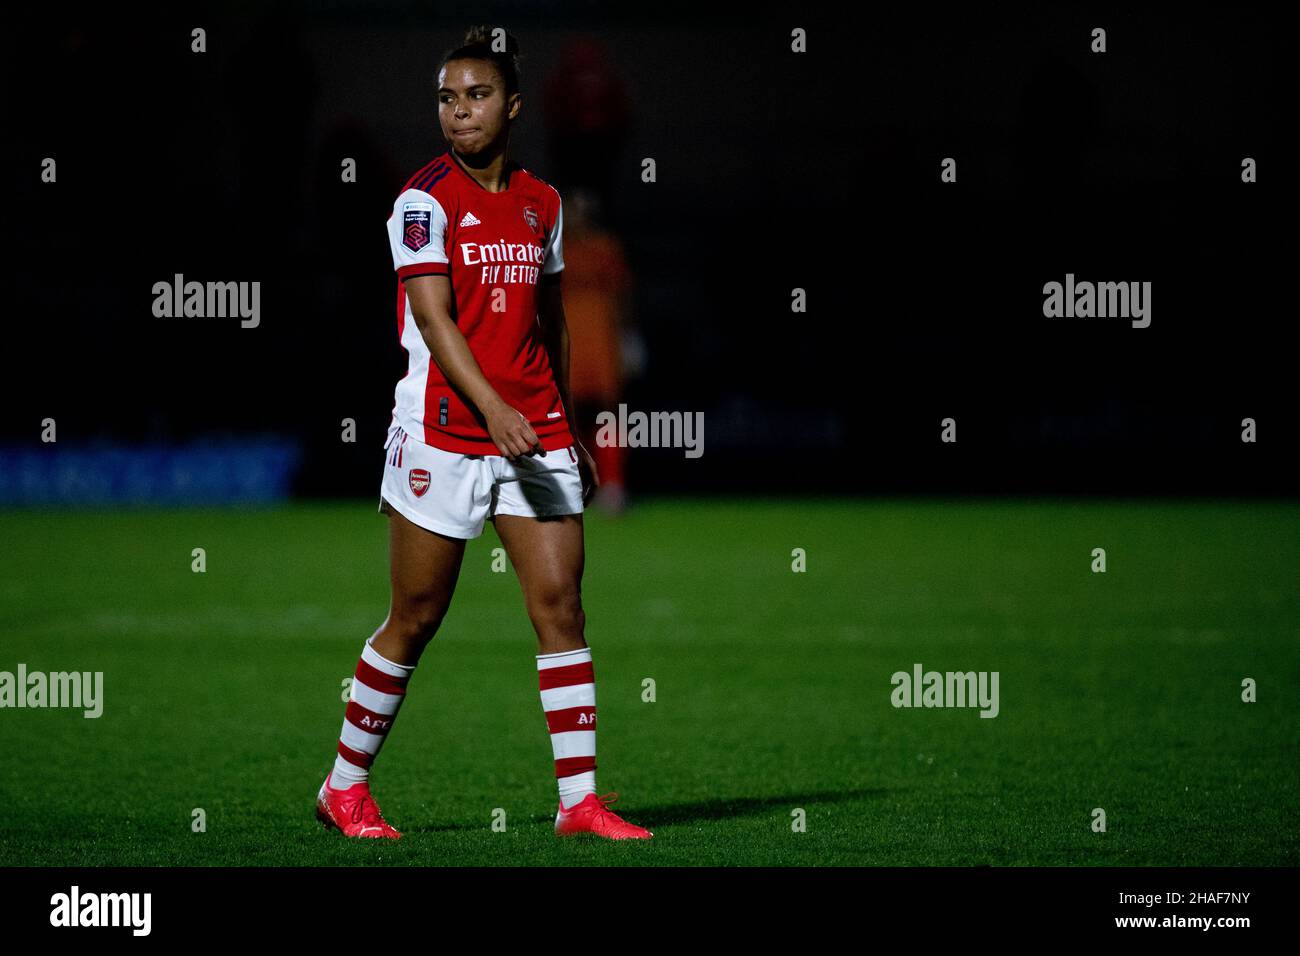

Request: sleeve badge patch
left=402, top=202, right=433, bottom=252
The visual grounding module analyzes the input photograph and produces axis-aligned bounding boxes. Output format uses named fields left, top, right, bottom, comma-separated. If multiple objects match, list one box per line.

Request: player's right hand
left=485, top=402, right=544, bottom=459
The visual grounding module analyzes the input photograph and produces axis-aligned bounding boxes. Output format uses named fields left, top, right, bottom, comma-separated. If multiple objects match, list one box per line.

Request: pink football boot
left=555, top=792, right=653, bottom=840
left=315, top=773, right=402, bottom=839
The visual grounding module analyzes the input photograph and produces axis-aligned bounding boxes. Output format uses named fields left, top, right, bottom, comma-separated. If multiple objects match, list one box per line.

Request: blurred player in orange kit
left=562, top=187, right=635, bottom=514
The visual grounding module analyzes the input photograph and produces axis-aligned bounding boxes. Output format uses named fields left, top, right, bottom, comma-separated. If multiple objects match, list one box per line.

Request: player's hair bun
left=439, top=25, right=523, bottom=97
left=461, top=24, right=520, bottom=55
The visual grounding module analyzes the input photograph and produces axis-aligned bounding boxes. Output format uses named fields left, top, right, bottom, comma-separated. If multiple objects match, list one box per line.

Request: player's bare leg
left=492, top=512, right=586, bottom=656
left=316, top=501, right=467, bottom=838
left=493, top=512, right=652, bottom=839
left=370, top=499, right=467, bottom=665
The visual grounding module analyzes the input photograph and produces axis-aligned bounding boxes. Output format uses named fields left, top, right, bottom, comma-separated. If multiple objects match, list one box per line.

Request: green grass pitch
left=1, top=498, right=1297, bottom=866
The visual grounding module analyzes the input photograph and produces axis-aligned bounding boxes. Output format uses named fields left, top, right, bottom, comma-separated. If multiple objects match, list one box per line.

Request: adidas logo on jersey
left=459, top=211, right=481, bottom=227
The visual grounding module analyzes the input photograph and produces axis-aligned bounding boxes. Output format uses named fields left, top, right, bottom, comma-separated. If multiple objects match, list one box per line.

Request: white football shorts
left=378, top=422, right=585, bottom=539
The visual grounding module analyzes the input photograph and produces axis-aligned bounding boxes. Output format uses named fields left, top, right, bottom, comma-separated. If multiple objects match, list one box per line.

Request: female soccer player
left=314, top=26, right=651, bottom=841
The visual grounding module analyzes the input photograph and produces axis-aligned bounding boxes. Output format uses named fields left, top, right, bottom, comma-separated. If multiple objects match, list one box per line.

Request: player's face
left=437, top=60, right=519, bottom=155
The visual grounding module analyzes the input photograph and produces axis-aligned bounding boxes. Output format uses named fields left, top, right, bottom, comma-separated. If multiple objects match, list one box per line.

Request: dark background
left=3, top=2, right=1289, bottom=496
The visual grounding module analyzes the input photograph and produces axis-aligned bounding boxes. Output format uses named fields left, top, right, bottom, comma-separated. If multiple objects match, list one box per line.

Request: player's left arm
left=537, top=273, right=577, bottom=432
left=538, top=272, right=599, bottom=503
left=535, top=196, right=573, bottom=425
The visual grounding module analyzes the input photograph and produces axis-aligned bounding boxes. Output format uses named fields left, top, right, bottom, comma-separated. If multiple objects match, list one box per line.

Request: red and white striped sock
left=537, top=646, right=599, bottom=810
left=330, top=637, right=415, bottom=791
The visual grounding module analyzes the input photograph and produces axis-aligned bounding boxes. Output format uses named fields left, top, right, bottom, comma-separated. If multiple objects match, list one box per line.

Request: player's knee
left=387, top=601, right=447, bottom=646
left=527, top=585, right=584, bottom=636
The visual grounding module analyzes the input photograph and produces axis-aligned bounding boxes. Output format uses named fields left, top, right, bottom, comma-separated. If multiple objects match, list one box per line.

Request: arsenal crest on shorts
left=522, top=205, right=540, bottom=235
left=402, top=201, right=433, bottom=252
left=409, top=468, right=431, bottom=497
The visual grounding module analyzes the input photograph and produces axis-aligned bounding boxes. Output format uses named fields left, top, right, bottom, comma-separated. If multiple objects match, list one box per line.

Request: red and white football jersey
left=386, top=149, right=574, bottom=453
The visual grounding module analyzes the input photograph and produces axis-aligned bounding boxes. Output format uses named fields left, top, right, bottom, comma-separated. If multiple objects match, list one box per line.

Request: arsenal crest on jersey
left=409, top=468, right=431, bottom=497
left=522, top=205, right=540, bottom=234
